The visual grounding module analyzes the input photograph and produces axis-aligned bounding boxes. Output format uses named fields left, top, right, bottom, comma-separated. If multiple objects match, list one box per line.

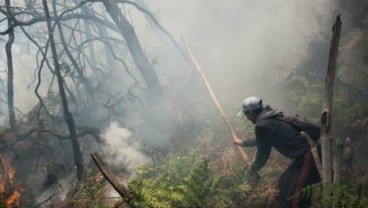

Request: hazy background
left=0, top=0, right=341, bottom=170
left=0, top=0, right=338, bottom=116
left=133, top=0, right=336, bottom=109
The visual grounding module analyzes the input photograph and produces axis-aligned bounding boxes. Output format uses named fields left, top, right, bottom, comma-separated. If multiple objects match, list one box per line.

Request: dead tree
left=42, top=0, right=84, bottom=181
left=52, top=0, right=94, bottom=99
left=4, top=0, right=16, bottom=134
left=102, top=0, right=163, bottom=103
left=320, top=15, right=342, bottom=201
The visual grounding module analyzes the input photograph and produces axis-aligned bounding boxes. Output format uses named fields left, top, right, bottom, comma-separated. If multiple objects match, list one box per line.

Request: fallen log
left=90, top=152, right=130, bottom=204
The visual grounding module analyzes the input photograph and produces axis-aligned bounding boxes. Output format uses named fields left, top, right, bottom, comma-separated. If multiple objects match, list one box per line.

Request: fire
left=0, top=153, right=23, bottom=207
left=0, top=178, right=4, bottom=194
left=5, top=187, right=23, bottom=207
left=0, top=154, right=15, bottom=182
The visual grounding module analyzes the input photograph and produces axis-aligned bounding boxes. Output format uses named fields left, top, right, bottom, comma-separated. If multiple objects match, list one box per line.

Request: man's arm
left=250, top=125, right=272, bottom=173
left=234, top=137, right=256, bottom=147
left=243, top=137, right=257, bottom=147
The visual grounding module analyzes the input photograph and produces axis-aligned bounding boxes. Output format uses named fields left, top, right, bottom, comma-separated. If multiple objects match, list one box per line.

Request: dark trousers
left=276, top=151, right=321, bottom=208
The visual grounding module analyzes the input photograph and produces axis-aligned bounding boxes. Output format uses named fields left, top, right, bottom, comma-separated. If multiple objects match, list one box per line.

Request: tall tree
left=52, top=0, right=94, bottom=98
left=5, top=0, right=16, bottom=134
left=102, top=0, right=162, bottom=104
left=42, top=0, right=84, bottom=180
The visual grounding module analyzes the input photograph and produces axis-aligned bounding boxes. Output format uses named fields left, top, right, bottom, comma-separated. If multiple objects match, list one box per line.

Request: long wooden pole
left=183, top=42, right=251, bottom=167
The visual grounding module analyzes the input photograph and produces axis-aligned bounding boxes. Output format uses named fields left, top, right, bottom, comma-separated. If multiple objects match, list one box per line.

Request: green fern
left=129, top=148, right=234, bottom=208
left=291, top=183, right=368, bottom=208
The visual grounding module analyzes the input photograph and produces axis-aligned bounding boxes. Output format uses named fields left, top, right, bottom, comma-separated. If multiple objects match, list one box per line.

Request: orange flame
left=0, top=154, right=23, bottom=207
left=0, top=178, right=4, bottom=193
left=0, top=154, right=15, bottom=182
left=6, top=187, right=23, bottom=207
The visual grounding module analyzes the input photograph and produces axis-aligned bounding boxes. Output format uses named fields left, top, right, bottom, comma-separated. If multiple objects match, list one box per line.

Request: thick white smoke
left=101, top=122, right=150, bottom=174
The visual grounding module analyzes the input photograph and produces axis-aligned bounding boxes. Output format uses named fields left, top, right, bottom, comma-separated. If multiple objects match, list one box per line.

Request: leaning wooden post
left=321, top=15, right=342, bottom=200
left=183, top=41, right=251, bottom=168
left=91, top=152, right=131, bottom=203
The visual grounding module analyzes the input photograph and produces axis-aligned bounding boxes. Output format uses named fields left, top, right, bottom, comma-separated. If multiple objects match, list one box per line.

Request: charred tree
left=5, top=0, right=16, bottom=134
left=42, top=0, right=84, bottom=180
left=320, top=15, right=342, bottom=201
left=102, top=0, right=162, bottom=103
left=52, top=0, right=94, bottom=99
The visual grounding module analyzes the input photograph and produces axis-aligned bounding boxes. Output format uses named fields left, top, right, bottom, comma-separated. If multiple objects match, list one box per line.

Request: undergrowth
left=128, top=143, right=272, bottom=208
left=70, top=169, right=112, bottom=208
left=291, top=183, right=368, bottom=208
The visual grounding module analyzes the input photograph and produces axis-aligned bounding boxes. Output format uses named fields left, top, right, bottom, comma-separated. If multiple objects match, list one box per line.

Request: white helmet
left=237, top=96, right=263, bottom=116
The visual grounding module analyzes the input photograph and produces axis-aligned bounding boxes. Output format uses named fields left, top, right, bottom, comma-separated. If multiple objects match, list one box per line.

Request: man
left=234, top=96, right=321, bottom=208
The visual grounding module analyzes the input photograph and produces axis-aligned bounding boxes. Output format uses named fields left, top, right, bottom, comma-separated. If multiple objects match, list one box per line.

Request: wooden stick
left=90, top=152, right=130, bottom=203
left=183, top=41, right=251, bottom=167
left=301, top=131, right=322, bottom=176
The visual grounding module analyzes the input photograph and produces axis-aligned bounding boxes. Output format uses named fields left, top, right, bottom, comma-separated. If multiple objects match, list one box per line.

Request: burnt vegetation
left=0, top=0, right=368, bottom=207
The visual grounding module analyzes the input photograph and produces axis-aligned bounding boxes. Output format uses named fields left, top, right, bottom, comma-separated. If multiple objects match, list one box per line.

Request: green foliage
left=129, top=148, right=236, bottom=208
left=129, top=143, right=274, bottom=208
left=292, top=183, right=368, bottom=208
left=71, top=169, right=111, bottom=208
left=285, top=74, right=368, bottom=130
left=284, top=75, right=323, bottom=122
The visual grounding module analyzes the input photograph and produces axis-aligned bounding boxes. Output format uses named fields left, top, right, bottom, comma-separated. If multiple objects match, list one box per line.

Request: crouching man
left=234, top=96, right=321, bottom=208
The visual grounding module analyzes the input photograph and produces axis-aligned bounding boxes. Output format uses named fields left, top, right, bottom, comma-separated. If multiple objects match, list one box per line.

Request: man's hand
left=234, top=138, right=257, bottom=147
left=247, top=167, right=261, bottom=187
left=233, top=139, right=244, bottom=146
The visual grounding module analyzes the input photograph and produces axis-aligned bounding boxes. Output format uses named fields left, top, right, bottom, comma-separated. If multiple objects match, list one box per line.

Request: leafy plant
left=129, top=140, right=277, bottom=208
left=129, top=147, right=238, bottom=208
left=291, top=183, right=368, bottom=208
left=129, top=150, right=221, bottom=207
left=71, top=169, right=111, bottom=208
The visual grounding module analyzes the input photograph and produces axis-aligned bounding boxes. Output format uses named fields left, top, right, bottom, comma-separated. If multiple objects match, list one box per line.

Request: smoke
left=134, top=0, right=336, bottom=108
left=2, top=1, right=367, bottom=206
left=0, top=0, right=339, bottom=130
left=101, top=122, right=150, bottom=174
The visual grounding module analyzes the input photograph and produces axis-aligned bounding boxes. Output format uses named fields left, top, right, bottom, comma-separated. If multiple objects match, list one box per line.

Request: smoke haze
left=101, top=122, right=150, bottom=174
left=0, top=0, right=338, bottom=117
left=136, top=0, right=336, bottom=108
left=0, top=0, right=341, bottom=174
left=2, top=1, right=368, bottom=206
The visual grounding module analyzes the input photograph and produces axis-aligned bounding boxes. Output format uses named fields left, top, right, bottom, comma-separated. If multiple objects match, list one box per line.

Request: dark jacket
left=249, top=108, right=311, bottom=173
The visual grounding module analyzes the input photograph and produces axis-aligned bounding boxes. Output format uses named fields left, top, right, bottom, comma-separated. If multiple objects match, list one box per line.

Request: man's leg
left=287, top=152, right=321, bottom=208
left=274, top=162, right=298, bottom=208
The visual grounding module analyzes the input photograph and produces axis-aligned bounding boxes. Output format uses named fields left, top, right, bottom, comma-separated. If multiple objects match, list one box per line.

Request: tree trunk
left=102, top=0, right=162, bottom=103
left=42, top=0, right=84, bottom=180
left=333, top=139, right=343, bottom=185
left=5, top=0, right=16, bottom=134
left=81, top=10, right=97, bottom=69
left=320, top=15, right=342, bottom=202
left=52, top=0, right=94, bottom=98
